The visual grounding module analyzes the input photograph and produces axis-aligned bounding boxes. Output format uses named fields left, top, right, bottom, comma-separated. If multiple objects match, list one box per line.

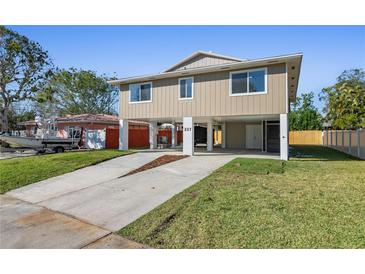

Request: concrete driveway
left=2, top=151, right=237, bottom=248
left=0, top=195, right=109, bottom=248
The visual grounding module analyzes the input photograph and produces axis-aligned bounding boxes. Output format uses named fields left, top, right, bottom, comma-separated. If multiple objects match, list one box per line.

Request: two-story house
left=110, top=51, right=302, bottom=160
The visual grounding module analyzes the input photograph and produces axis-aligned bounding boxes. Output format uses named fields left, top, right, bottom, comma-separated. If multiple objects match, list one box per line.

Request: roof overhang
left=109, top=53, right=303, bottom=102
left=56, top=120, right=119, bottom=125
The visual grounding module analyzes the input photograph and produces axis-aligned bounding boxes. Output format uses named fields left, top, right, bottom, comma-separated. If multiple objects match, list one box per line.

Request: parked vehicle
left=0, top=117, right=81, bottom=153
left=0, top=134, right=80, bottom=153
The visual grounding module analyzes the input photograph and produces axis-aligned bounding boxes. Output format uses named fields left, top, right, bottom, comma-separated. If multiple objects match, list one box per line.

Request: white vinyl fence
left=85, top=129, right=106, bottom=149
left=323, top=129, right=365, bottom=159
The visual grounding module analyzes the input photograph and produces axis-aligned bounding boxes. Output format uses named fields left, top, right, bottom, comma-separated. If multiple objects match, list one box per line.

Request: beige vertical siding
left=120, top=63, right=287, bottom=120
left=167, top=55, right=238, bottom=72
left=226, top=122, right=245, bottom=149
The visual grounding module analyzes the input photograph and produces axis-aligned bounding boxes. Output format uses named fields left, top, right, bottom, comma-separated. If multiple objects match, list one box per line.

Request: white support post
left=183, top=117, right=194, bottom=156
left=149, top=121, right=157, bottom=149
left=171, top=123, right=176, bottom=148
left=207, top=121, right=213, bottom=152
left=222, top=122, right=226, bottom=149
left=280, top=114, right=288, bottom=161
left=119, top=119, right=129, bottom=150
left=262, top=120, right=265, bottom=152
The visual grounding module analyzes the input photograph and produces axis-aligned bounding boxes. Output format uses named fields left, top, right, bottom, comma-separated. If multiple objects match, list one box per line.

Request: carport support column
left=119, top=119, right=129, bottom=150
left=280, top=114, right=289, bottom=161
left=183, top=117, right=194, bottom=156
left=149, top=121, right=158, bottom=149
left=171, top=123, right=176, bottom=148
left=221, top=122, right=226, bottom=149
left=207, top=121, right=213, bottom=152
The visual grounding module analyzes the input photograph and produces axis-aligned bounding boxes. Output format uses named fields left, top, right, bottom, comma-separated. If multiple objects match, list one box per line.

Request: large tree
left=43, top=68, right=118, bottom=116
left=8, top=107, right=36, bottom=131
left=321, top=69, right=365, bottom=129
left=289, top=92, right=323, bottom=130
left=0, top=26, right=53, bottom=132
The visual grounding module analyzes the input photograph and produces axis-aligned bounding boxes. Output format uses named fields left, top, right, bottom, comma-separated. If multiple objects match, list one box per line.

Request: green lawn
left=119, top=146, right=365, bottom=248
left=0, top=150, right=132, bottom=193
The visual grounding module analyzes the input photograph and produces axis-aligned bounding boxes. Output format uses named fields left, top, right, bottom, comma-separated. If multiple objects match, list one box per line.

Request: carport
left=120, top=113, right=287, bottom=159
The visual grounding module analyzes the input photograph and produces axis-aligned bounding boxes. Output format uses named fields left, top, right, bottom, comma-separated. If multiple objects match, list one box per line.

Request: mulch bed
left=120, top=155, right=188, bottom=178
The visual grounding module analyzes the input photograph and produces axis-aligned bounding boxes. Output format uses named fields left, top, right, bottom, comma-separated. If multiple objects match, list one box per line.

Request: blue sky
left=9, top=26, right=365, bottom=112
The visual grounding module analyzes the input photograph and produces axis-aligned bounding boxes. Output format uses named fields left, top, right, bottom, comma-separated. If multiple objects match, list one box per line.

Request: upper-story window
left=230, top=68, right=267, bottom=96
left=129, top=82, right=152, bottom=103
left=179, top=77, right=193, bottom=100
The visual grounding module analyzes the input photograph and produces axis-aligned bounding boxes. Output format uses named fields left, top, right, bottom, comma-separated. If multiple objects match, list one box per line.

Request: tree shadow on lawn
left=290, top=145, right=361, bottom=161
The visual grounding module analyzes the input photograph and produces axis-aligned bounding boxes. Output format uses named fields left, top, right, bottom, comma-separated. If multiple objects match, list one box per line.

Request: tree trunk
left=0, top=105, right=9, bottom=133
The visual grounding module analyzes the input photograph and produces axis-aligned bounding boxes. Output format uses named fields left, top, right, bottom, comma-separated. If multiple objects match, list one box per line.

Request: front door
left=246, top=124, right=262, bottom=149
left=267, top=124, right=280, bottom=152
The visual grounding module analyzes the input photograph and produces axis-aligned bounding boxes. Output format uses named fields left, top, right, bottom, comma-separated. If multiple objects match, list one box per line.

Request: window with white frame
left=129, top=82, right=152, bottom=103
left=230, top=68, right=267, bottom=95
left=179, top=77, right=193, bottom=99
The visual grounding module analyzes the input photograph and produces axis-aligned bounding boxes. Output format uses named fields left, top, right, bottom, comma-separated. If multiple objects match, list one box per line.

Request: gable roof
left=164, top=50, right=244, bottom=72
left=55, top=114, right=149, bottom=126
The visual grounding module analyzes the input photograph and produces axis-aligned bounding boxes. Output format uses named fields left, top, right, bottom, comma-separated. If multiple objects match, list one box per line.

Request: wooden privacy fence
left=105, top=128, right=119, bottom=149
left=129, top=127, right=149, bottom=148
left=157, top=129, right=183, bottom=145
left=323, top=129, right=365, bottom=159
left=289, top=129, right=365, bottom=159
left=104, top=127, right=185, bottom=149
left=289, top=130, right=323, bottom=145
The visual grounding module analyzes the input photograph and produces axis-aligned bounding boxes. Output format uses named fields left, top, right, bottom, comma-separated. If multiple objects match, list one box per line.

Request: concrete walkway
left=3, top=151, right=239, bottom=247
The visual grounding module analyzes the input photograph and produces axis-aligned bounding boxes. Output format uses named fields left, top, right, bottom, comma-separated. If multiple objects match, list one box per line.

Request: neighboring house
left=56, top=114, right=119, bottom=138
left=56, top=114, right=121, bottom=149
left=16, top=114, right=182, bottom=149
left=17, top=120, right=38, bottom=137
left=56, top=114, right=182, bottom=149
left=110, top=51, right=302, bottom=159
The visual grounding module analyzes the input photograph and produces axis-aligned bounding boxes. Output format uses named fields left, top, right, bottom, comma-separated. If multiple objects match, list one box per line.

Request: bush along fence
left=323, top=129, right=365, bottom=159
